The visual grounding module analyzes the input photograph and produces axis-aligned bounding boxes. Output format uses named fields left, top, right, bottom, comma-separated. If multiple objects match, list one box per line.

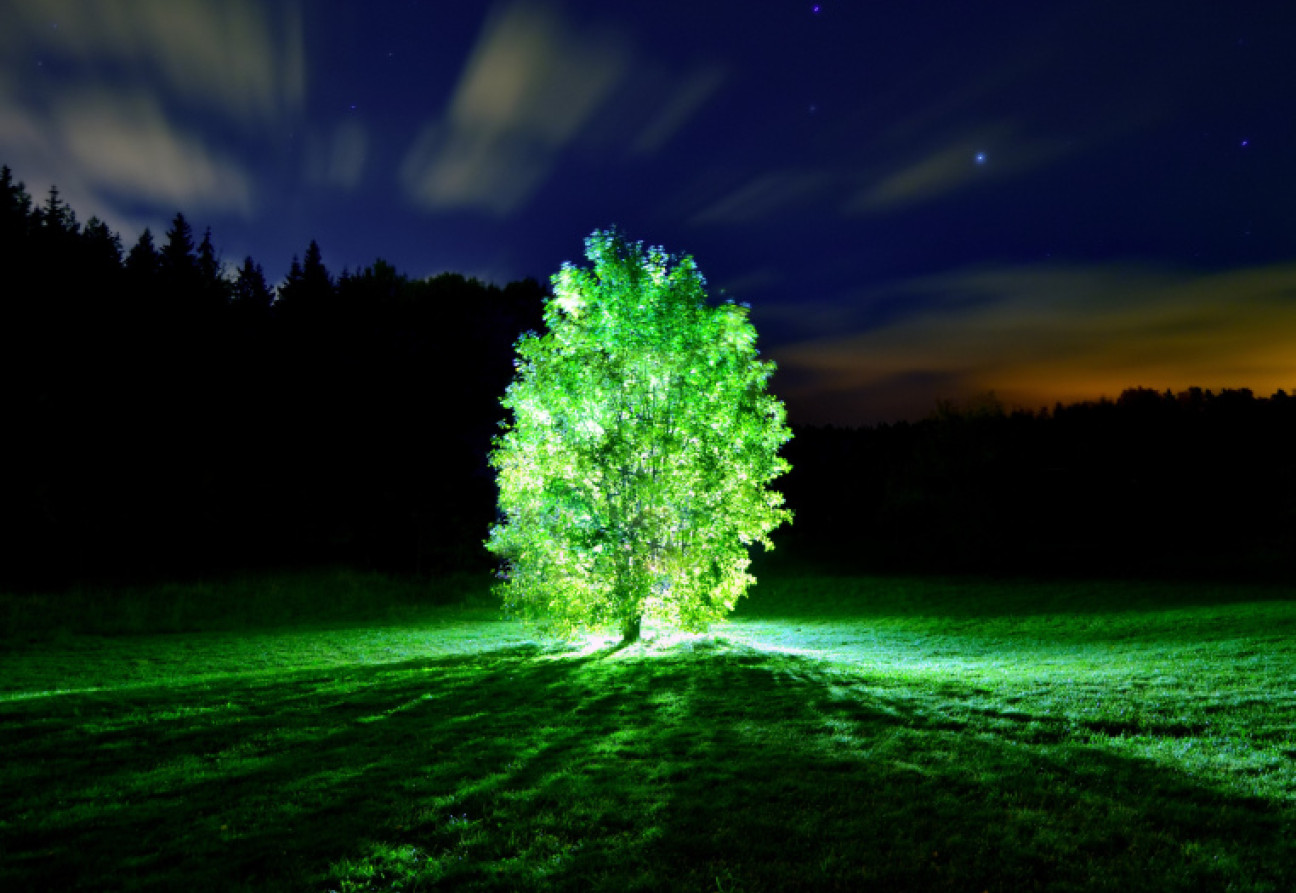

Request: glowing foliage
left=486, top=229, right=792, bottom=641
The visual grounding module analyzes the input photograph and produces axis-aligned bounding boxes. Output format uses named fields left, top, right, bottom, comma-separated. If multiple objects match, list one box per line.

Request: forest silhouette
left=3, top=163, right=1294, bottom=589
left=1, top=165, right=544, bottom=588
left=782, top=388, right=1296, bottom=578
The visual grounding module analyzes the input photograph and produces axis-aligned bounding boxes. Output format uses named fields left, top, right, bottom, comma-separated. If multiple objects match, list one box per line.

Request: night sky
left=3, top=0, right=1295, bottom=424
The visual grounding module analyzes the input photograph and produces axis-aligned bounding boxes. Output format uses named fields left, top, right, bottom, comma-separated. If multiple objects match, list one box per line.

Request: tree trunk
left=620, top=614, right=642, bottom=644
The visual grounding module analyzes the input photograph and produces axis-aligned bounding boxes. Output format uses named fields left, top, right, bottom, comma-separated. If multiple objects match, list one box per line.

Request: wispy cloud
left=306, top=120, right=369, bottom=192
left=0, top=0, right=304, bottom=227
left=832, top=9, right=1181, bottom=220
left=400, top=1, right=726, bottom=217
left=0, top=99, right=50, bottom=158
left=54, top=90, right=253, bottom=213
left=629, top=64, right=727, bottom=156
left=846, top=123, right=1070, bottom=214
left=691, top=170, right=833, bottom=226
left=771, top=262, right=1296, bottom=424
left=400, top=2, right=628, bottom=216
left=1, top=0, right=304, bottom=125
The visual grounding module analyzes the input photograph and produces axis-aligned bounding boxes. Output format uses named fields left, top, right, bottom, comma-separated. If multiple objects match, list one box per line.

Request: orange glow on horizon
left=771, top=260, right=1296, bottom=425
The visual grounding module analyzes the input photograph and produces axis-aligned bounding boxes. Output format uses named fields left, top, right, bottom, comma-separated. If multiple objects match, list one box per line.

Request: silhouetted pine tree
left=233, top=256, right=273, bottom=314
left=35, top=185, right=78, bottom=237
left=160, top=212, right=201, bottom=300
left=196, top=226, right=231, bottom=309
left=0, top=164, right=33, bottom=246
left=120, top=227, right=165, bottom=375
left=276, top=239, right=334, bottom=316
left=302, top=239, right=332, bottom=298
left=81, top=217, right=123, bottom=270
left=272, top=240, right=346, bottom=553
left=0, top=166, right=35, bottom=324
left=0, top=167, right=39, bottom=582
left=125, top=228, right=160, bottom=281
left=279, top=254, right=304, bottom=304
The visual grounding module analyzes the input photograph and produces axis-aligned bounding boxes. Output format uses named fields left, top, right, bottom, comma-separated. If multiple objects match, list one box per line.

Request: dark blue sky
left=3, top=0, right=1295, bottom=423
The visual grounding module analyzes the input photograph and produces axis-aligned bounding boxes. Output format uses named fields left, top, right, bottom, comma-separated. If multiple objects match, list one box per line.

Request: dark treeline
left=781, top=389, right=1296, bottom=579
left=5, top=163, right=1295, bottom=589
left=0, top=165, right=544, bottom=589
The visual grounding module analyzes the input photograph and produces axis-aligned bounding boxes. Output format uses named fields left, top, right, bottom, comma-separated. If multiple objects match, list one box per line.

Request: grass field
left=1, top=567, right=1294, bottom=891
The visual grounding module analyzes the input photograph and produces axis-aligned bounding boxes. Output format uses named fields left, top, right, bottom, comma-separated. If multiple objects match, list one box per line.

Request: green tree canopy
left=486, top=229, right=792, bottom=642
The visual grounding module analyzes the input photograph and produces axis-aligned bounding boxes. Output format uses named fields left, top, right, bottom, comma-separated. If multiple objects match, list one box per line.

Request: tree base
left=620, top=615, right=642, bottom=643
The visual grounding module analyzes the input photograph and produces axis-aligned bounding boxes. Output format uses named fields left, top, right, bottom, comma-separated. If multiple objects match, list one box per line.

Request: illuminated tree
left=487, top=229, right=792, bottom=643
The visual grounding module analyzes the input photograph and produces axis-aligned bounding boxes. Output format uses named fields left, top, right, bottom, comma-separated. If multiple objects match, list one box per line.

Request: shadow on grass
left=1, top=641, right=1292, bottom=891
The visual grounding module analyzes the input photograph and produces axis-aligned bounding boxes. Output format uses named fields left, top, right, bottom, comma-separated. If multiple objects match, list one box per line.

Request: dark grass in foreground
left=1, top=571, right=1293, bottom=891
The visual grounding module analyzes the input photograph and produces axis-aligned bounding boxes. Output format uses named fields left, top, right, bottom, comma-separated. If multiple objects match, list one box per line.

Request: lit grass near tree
left=1, top=569, right=1293, bottom=891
